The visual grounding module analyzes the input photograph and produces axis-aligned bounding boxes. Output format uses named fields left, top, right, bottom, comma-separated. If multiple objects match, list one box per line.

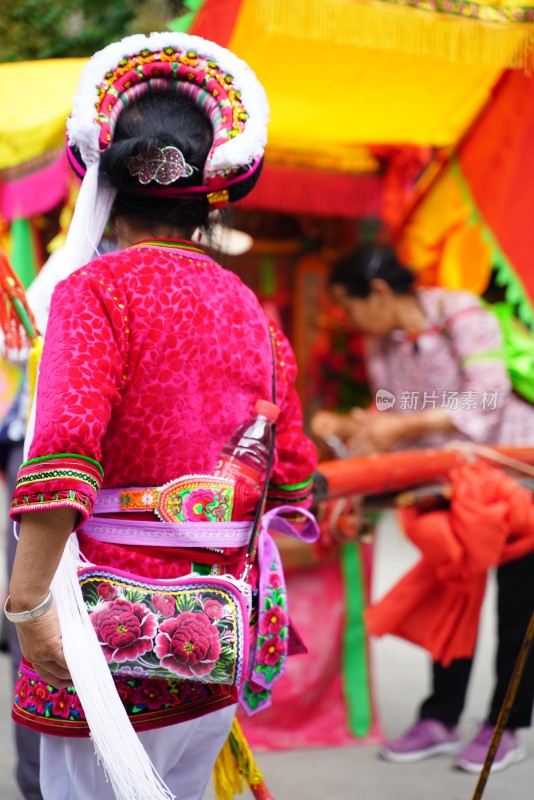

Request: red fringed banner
left=0, top=248, right=39, bottom=353
left=239, top=164, right=382, bottom=219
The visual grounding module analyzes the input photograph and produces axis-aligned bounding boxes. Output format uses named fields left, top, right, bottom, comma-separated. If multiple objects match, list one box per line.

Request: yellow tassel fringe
left=255, top=0, right=534, bottom=68
left=213, top=718, right=265, bottom=800
left=27, top=335, right=43, bottom=411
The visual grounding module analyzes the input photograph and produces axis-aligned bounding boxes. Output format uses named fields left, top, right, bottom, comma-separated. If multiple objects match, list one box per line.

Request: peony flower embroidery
left=183, top=488, right=216, bottom=521
left=245, top=679, right=269, bottom=695
left=97, top=583, right=118, bottom=601
left=257, top=635, right=285, bottom=667
left=133, top=679, right=172, bottom=710
left=259, top=604, right=287, bottom=636
left=269, top=573, right=282, bottom=590
left=69, top=692, right=84, bottom=716
left=168, top=681, right=193, bottom=706
left=17, top=676, right=31, bottom=707
left=52, top=688, right=73, bottom=719
left=116, top=681, right=135, bottom=704
left=154, top=611, right=222, bottom=678
left=152, top=593, right=176, bottom=618
left=33, top=683, right=52, bottom=714
left=90, top=598, right=158, bottom=663
left=203, top=598, right=224, bottom=621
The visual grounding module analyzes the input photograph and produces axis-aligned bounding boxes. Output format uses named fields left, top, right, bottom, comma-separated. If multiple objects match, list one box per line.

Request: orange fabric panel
left=459, top=69, right=534, bottom=308
left=190, top=0, right=243, bottom=46
left=365, top=462, right=534, bottom=665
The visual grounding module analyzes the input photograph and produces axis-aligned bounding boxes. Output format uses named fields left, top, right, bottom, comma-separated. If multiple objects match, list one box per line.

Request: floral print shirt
left=366, top=287, right=534, bottom=448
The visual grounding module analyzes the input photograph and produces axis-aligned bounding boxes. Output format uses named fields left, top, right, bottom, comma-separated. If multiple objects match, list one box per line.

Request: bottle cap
left=254, top=399, right=280, bottom=422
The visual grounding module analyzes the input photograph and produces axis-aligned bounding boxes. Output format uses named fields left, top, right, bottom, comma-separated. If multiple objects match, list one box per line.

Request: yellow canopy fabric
left=255, top=0, right=534, bottom=68
left=226, top=0, right=515, bottom=158
left=2, top=0, right=532, bottom=177
left=0, top=58, right=86, bottom=170
left=397, top=162, right=493, bottom=294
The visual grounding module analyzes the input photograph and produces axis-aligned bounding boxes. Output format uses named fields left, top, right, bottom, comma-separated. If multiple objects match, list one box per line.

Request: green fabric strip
left=168, top=0, right=206, bottom=32
left=452, top=159, right=534, bottom=330
left=169, top=11, right=196, bottom=31
left=10, top=218, right=37, bottom=289
left=460, top=349, right=504, bottom=365
left=22, top=453, right=104, bottom=477
left=269, top=476, right=314, bottom=491
left=192, top=562, right=211, bottom=576
left=12, top=296, right=37, bottom=341
left=340, top=542, right=372, bottom=737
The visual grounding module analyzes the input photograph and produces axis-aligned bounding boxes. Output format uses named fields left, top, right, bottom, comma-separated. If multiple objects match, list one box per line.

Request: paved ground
left=0, top=513, right=532, bottom=799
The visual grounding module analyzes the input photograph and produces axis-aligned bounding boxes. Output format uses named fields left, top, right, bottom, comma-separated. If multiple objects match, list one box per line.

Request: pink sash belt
left=81, top=516, right=254, bottom=549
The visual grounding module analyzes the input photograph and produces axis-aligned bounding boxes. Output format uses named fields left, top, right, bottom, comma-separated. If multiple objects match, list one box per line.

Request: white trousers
left=40, top=705, right=236, bottom=800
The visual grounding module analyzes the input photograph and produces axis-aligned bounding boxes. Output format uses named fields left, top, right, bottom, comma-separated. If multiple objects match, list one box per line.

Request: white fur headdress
left=67, top=32, right=269, bottom=205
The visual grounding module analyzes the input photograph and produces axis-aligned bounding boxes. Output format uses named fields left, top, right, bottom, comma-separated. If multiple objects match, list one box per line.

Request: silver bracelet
left=4, top=591, right=54, bottom=623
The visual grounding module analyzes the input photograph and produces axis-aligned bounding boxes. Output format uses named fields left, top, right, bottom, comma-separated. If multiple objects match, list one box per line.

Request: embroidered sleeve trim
left=22, top=452, right=104, bottom=477
left=267, top=476, right=314, bottom=505
left=270, top=477, right=314, bottom=491
left=10, top=455, right=104, bottom=523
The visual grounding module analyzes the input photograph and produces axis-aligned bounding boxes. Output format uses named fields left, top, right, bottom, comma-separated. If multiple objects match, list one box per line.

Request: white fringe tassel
left=56, top=162, right=117, bottom=283
left=52, top=537, right=176, bottom=800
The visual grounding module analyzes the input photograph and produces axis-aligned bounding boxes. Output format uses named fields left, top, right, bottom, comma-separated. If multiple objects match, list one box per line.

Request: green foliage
left=175, top=593, right=197, bottom=613
left=0, top=0, right=186, bottom=62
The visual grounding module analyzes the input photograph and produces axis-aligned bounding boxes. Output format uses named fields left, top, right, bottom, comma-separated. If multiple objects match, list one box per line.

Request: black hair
left=76, top=90, right=264, bottom=234
left=329, top=244, right=416, bottom=297
left=98, top=91, right=213, bottom=231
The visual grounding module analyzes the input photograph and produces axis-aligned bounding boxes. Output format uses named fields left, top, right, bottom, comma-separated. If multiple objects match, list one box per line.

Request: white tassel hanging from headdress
left=54, top=162, right=117, bottom=283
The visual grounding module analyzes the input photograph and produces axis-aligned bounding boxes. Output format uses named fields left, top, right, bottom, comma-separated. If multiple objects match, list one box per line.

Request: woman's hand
left=345, top=409, right=406, bottom=456
left=312, top=405, right=456, bottom=458
left=310, top=410, right=361, bottom=442
left=14, top=605, right=72, bottom=689
left=8, top=507, right=79, bottom=689
left=311, top=407, right=405, bottom=456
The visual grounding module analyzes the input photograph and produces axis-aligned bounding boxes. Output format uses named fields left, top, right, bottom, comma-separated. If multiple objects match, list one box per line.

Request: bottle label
left=215, top=456, right=261, bottom=489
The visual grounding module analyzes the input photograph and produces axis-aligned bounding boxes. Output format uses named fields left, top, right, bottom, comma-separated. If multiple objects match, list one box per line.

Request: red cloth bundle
left=365, top=462, right=534, bottom=665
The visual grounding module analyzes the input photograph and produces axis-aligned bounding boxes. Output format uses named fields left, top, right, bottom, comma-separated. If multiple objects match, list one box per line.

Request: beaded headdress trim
left=67, top=32, right=269, bottom=202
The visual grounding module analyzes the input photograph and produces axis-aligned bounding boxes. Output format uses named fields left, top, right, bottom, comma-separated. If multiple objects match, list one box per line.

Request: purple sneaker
left=454, top=723, right=526, bottom=774
left=379, top=719, right=460, bottom=763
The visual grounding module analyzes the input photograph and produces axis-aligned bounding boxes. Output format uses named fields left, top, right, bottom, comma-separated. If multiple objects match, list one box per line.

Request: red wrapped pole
left=250, top=780, right=275, bottom=799
left=316, top=446, right=534, bottom=500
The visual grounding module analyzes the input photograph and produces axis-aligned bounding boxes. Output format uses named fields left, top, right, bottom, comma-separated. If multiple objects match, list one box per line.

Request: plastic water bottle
left=214, top=399, right=280, bottom=490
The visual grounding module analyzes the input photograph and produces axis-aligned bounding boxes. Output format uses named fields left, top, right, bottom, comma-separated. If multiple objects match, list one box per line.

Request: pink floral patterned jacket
left=10, top=239, right=317, bottom=736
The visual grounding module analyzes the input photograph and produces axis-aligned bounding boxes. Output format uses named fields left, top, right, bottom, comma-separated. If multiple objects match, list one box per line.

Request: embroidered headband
left=66, top=32, right=269, bottom=208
